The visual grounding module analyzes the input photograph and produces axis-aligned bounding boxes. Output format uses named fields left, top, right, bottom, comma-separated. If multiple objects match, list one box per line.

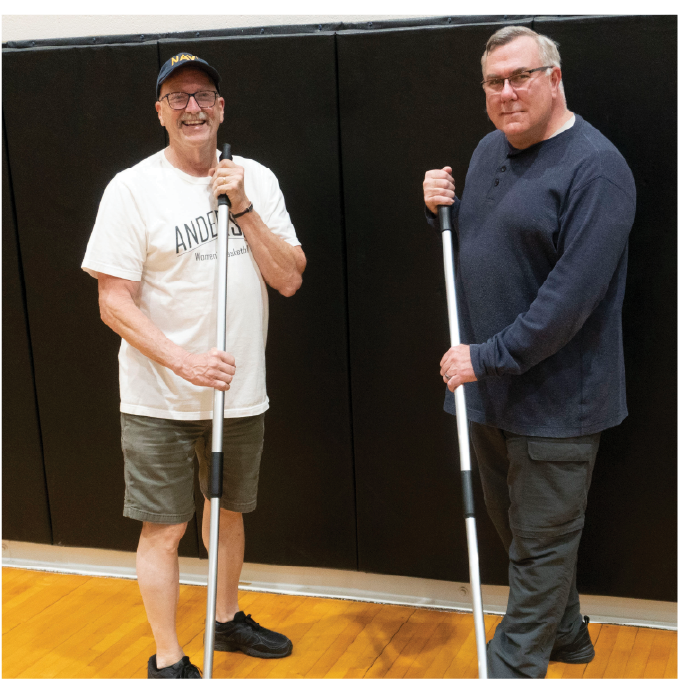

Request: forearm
left=471, top=251, right=621, bottom=378
left=99, top=291, right=188, bottom=373
left=236, top=210, right=305, bottom=296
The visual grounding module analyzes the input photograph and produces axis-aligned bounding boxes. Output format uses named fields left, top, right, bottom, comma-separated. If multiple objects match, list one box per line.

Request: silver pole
left=440, top=207, right=488, bottom=679
left=204, top=494, right=223, bottom=679
left=204, top=144, right=232, bottom=679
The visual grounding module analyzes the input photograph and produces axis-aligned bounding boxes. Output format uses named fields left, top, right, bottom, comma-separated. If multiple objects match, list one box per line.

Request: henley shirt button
left=501, top=166, right=506, bottom=172
left=494, top=178, right=500, bottom=186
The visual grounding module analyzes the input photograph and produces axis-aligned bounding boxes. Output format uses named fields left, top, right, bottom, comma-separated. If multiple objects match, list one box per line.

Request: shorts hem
left=124, top=507, right=195, bottom=524
left=225, top=501, right=257, bottom=513
left=203, top=496, right=257, bottom=514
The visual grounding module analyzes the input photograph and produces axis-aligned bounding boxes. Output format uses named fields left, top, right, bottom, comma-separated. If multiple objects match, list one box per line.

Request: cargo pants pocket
left=506, top=434, right=600, bottom=538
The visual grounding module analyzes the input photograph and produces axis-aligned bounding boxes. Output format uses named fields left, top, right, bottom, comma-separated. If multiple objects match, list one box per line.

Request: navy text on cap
left=156, top=53, right=221, bottom=99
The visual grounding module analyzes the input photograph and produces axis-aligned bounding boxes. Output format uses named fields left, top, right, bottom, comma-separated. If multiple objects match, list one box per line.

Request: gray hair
left=481, top=26, right=561, bottom=71
left=481, top=25, right=564, bottom=93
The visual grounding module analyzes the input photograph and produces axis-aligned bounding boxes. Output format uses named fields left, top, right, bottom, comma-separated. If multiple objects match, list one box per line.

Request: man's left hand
left=209, top=158, right=250, bottom=213
left=440, top=344, right=477, bottom=392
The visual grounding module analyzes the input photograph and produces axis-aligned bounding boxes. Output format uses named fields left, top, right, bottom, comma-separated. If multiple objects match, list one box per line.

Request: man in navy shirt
left=423, top=26, right=635, bottom=678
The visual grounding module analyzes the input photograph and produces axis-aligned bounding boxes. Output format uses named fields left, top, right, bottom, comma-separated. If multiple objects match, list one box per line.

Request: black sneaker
left=147, top=655, right=202, bottom=678
left=214, top=611, right=293, bottom=658
left=550, top=616, right=595, bottom=664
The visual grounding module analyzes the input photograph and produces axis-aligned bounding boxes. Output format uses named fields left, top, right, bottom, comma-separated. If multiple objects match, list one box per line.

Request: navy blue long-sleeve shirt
left=427, top=115, right=636, bottom=437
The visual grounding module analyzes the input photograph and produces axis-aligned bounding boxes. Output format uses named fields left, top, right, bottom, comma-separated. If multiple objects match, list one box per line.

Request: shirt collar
left=504, top=114, right=579, bottom=157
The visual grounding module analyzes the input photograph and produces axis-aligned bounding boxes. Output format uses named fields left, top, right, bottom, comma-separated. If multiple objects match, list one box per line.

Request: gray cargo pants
left=469, top=422, right=600, bottom=678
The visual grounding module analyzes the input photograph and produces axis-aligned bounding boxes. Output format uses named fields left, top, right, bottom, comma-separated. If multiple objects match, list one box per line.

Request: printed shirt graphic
left=82, top=150, right=300, bottom=420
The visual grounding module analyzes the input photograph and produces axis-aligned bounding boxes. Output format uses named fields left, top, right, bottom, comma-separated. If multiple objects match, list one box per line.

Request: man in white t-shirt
left=83, top=53, right=306, bottom=679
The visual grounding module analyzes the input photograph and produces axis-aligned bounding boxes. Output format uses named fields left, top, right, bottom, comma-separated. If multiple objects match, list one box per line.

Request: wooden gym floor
left=3, top=568, right=677, bottom=678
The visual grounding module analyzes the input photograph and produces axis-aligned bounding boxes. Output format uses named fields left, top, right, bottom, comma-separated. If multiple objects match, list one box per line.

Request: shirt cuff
left=470, top=343, right=485, bottom=379
left=424, top=205, right=440, bottom=230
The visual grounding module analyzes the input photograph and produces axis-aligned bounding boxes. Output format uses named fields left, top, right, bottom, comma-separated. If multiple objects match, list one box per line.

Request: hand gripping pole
left=204, top=143, right=232, bottom=679
left=439, top=205, right=488, bottom=679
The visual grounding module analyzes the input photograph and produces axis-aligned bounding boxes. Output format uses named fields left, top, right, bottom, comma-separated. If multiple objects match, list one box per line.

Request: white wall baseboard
left=3, top=540, right=676, bottom=630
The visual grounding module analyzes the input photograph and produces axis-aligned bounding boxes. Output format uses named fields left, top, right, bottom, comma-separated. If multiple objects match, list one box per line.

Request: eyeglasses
left=159, top=90, right=219, bottom=110
left=481, top=66, right=552, bottom=93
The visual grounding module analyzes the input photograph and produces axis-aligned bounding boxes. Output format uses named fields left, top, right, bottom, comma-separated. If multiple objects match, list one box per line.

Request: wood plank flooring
left=3, top=568, right=676, bottom=678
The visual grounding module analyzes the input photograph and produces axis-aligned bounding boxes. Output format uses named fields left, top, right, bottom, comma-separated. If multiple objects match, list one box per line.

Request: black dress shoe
left=214, top=611, right=293, bottom=658
left=148, top=655, right=202, bottom=678
left=550, top=616, right=595, bottom=664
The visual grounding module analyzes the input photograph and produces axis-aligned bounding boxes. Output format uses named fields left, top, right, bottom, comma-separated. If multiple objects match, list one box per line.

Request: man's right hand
left=177, top=348, right=236, bottom=391
left=423, top=167, right=455, bottom=215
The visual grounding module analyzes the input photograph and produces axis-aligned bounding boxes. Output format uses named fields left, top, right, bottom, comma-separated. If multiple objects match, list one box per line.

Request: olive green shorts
left=120, top=412, right=265, bottom=524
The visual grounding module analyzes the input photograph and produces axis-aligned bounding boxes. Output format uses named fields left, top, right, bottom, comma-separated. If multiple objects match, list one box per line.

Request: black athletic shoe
left=213, top=611, right=293, bottom=658
left=550, top=616, right=595, bottom=664
left=147, top=655, right=202, bottom=678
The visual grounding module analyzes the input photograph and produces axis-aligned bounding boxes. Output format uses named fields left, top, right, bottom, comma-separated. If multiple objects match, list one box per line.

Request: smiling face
left=483, top=35, right=562, bottom=149
left=155, top=66, right=224, bottom=154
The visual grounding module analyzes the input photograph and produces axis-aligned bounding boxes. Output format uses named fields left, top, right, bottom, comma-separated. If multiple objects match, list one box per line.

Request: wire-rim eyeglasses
left=158, top=90, right=219, bottom=110
left=481, top=66, right=553, bottom=93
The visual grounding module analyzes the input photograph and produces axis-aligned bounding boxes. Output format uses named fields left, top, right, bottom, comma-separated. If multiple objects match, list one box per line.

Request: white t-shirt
left=548, top=113, right=576, bottom=139
left=82, top=149, right=300, bottom=420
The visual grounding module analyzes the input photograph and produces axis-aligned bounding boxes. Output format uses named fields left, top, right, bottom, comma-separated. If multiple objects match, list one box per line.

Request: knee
left=220, top=508, right=242, bottom=523
left=140, top=521, right=188, bottom=552
left=202, top=505, right=242, bottom=538
left=215, top=509, right=243, bottom=536
left=509, top=527, right=582, bottom=564
left=203, top=501, right=241, bottom=524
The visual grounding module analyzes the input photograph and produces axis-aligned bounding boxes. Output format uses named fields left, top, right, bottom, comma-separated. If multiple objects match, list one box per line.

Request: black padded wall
left=2, top=16, right=676, bottom=603
left=156, top=34, right=356, bottom=569
left=2, top=119, right=52, bottom=544
left=1, top=43, right=202, bottom=555
left=336, top=19, right=532, bottom=586
left=533, top=15, right=677, bottom=601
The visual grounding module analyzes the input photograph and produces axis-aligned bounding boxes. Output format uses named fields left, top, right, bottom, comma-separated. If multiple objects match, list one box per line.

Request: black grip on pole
left=461, top=470, right=475, bottom=518
left=218, top=143, right=232, bottom=207
left=439, top=204, right=453, bottom=233
left=209, top=451, right=224, bottom=498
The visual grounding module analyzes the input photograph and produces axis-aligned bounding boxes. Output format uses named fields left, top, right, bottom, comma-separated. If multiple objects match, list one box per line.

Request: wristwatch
left=231, top=202, right=254, bottom=219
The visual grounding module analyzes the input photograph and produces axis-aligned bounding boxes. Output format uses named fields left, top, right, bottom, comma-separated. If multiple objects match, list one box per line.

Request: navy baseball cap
left=156, top=53, right=221, bottom=99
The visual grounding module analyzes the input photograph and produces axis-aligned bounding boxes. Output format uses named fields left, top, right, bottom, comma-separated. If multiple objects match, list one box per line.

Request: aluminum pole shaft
left=440, top=206, right=488, bottom=679
left=204, top=144, right=233, bottom=679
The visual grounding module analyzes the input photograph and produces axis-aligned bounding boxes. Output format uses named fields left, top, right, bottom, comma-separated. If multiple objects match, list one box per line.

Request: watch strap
left=231, top=202, right=254, bottom=219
